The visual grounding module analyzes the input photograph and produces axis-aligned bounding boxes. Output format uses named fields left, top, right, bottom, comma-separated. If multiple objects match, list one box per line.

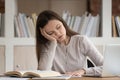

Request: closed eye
left=56, top=25, right=61, bottom=29
left=47, top=32, right=54, bottom=35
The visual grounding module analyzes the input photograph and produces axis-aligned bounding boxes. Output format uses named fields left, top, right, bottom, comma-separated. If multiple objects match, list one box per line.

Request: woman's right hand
left=40, top=28, right=57, bottom=42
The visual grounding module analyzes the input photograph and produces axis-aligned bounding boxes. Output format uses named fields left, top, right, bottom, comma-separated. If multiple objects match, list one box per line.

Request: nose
left=54, top=30, right=60, bottom=36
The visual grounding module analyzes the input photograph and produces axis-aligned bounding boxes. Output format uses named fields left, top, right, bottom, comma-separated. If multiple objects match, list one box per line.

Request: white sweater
left=38, top=35, right=103, bottom=76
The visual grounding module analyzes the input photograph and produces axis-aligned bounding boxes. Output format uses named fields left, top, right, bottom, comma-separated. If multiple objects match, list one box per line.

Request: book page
left=5, top=70, right=31, bottom=77
left=23, top=70, right=61, bottom=77
left=5, top=70, right=61, bottom=78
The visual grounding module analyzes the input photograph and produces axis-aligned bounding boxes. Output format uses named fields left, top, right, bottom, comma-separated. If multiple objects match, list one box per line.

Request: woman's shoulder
left=69, top=35, right=88, bottom=44
left=71, top=35, right=88, bottom=40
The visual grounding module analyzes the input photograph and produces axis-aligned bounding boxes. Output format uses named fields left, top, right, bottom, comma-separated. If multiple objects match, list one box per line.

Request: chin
left=58, top=36, right=66, bottom=43
left=58, top=39, right=65, bottom=43
left=58, top=40, right=62, bottom=43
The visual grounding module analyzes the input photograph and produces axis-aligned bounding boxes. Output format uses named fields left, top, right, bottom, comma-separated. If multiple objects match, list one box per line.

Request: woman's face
left=43, top=19, right=66, bottom=43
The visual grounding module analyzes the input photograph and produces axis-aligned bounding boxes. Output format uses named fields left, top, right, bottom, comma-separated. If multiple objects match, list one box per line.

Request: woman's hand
left=40, top=28, right=56, bottom=42
left=65, top=69, right=86, bottom=77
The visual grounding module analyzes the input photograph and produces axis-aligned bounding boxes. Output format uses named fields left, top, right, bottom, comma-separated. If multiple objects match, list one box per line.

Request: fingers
left=65, top=70, right=85, bottom=77
left=40, top=28, right=49, bottom=39
left=40, top=28, right=45, bottom=36
left=40, top=28, right=56, bottom=42
left=65, top=72, right=80, bottom=76
left=72, top=73, right=82, bottom=77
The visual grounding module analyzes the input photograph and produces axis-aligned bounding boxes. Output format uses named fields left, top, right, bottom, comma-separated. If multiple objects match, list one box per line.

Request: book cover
left=112, top=16, right=118, bottom=37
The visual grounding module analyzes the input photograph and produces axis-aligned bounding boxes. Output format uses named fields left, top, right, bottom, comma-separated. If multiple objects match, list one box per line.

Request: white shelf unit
left=0, top=0, right=120, bottom=73
left=0, top=0, right=37, bottom=73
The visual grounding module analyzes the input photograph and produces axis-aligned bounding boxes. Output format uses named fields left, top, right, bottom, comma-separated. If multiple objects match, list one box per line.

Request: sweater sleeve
left=38, top=41, right=57, bottom=70
left=82, top=36, right=103, bottom=76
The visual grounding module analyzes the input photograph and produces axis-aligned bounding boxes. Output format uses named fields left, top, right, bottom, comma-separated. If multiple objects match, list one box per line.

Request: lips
left=58, top=35, right=64, bottom=41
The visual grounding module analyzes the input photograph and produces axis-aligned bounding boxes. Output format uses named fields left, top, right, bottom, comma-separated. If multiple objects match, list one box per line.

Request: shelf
left=0, top=38, right=6, bottom=45
left=13, top=38, right=35, bottom=45
left=90, top=37, right=120, bottom=45
left=1, top=0, right=120, bottom=73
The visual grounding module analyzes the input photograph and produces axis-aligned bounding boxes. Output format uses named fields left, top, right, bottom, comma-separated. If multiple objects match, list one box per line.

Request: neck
left=63, top=35, right=70, bottom=45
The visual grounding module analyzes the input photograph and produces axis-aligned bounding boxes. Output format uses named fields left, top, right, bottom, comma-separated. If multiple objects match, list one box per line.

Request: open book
left=4, top=70, right=61, bottom=78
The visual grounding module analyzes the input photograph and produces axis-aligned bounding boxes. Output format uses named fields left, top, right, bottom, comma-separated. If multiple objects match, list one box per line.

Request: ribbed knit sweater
left=38, top=35, right=103, bottom=76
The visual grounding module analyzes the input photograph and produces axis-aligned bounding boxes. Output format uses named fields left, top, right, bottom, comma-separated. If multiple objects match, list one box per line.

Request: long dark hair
left=36, top=10, right=78, bottom=61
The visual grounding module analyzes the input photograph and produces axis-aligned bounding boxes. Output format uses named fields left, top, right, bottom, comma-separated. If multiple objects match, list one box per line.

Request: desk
left=69, top=77, right=120, bottom=80
left=32, top=77, right=120, bottom=80
left=0, top=77, right=119, bottom=80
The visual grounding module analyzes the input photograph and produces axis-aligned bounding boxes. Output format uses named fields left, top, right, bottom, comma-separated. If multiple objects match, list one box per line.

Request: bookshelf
left=0, top=0, right=5, bottom=74
left=0, top=0, right=120, bottom=74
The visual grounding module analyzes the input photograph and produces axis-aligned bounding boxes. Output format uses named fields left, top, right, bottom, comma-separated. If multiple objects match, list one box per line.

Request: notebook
left=83, top=44, right=120, bottom=77
left=101, top=44, right=120, bottom=77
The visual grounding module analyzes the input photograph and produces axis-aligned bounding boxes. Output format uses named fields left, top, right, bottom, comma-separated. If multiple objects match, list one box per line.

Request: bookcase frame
left=0, top=0, right=120, bottom=72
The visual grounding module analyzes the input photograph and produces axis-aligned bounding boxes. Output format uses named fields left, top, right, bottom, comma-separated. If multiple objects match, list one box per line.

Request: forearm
left=84, top=66, right=103, bottom=76
left=38, top=41, right=57, bottom=70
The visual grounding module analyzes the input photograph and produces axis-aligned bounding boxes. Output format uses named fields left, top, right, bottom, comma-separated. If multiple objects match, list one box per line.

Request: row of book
left=62, top=11, right=100, bottom=37
left=112, top=16, right=120, bottom=37
left=14, top=13, right=37, bottom=37
left=14, top=11, right=101, bottom=38
left=1, top=12, right=120, bottom=38
left=0, top=13, right=5, bottom=37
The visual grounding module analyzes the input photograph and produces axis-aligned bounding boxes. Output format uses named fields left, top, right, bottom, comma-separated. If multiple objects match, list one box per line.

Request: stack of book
left=62, top=11, right=100, bottom=37
left=14, top=13, right=37, bottom=37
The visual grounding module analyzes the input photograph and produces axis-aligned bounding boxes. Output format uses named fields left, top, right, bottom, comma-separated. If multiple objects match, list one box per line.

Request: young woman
left=36, top=10, right=103, bottom=77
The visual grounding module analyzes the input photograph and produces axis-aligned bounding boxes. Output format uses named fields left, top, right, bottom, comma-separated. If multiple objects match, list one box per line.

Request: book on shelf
left=80, top=12, right=91, bottom=35
left=14, top=13, right=36, bottom=37
left=18, top=13, right=29, bottom=37
left=27, top=17, right=35, bottom=37
left=72, top=16, right=81, bottom=32
left=0, top=13, right=5, bottom=37
left=115, top=16, right=120, bottom=36
left=86, top=14, right=100, bottom=37
left=4, top=70, right=62, bottom=78
left=31, top=13, right=37, bottom=27
left=112, top=16, right=119, bottom=37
